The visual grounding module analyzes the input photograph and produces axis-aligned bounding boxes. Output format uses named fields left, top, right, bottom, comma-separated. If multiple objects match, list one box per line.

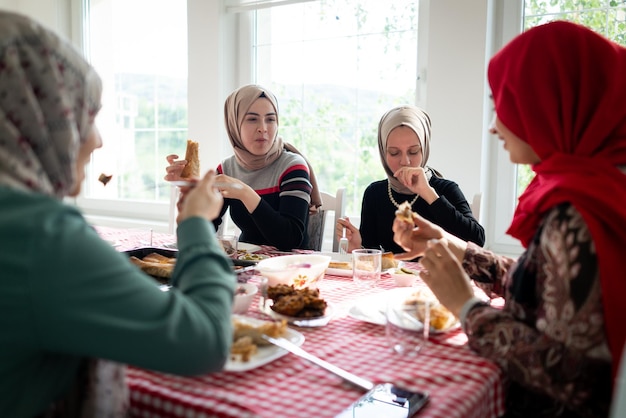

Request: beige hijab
left=0, top=11, right=102, bottom=199
left=224, top=84, right=322, bottom=209
left=377, top=105, right=440, bottom=195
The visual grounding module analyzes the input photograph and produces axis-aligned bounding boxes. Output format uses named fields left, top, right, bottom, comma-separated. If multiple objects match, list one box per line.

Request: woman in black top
left=337, top=105, right=484, bottom=255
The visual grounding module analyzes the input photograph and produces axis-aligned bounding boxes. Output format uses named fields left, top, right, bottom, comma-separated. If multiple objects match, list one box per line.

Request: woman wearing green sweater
left=0, top=11, right=235, bottom=417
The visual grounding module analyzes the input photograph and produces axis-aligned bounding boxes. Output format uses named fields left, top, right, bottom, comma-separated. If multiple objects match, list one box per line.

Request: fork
left=339, top=227, right=349, bottom=255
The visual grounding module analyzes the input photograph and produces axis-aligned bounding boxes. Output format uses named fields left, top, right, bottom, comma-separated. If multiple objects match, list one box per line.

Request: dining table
left=96, top=226, right=505, bottom=418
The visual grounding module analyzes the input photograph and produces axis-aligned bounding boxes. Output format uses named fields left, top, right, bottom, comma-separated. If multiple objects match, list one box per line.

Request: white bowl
left=232, top=283, right=258, bottom=314
left=390, top=267, right=419, bottom=287
left=256, top=254, right=332, bottom=289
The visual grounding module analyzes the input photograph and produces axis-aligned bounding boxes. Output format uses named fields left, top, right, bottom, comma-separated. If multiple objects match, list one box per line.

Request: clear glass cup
left=385, top=288, right=433, bottom=356
left=352, top=249, right=382, bottom=288
left=218, top=234, right=238, bottom=257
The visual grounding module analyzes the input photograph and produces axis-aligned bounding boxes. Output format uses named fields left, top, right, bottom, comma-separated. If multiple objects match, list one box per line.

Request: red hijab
left=488, top=21, right=626, bottom=380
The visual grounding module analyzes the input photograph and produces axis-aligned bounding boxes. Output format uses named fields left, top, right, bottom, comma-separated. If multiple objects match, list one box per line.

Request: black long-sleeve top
left=360, top=178, right=485, bottom=254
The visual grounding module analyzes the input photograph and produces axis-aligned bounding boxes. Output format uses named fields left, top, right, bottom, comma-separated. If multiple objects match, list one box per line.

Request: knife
left=262, top=335, right=374, bottom=391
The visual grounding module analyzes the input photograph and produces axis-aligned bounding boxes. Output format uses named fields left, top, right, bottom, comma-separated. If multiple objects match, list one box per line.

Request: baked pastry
left=231, top=319, right=288, bottom=362
left=98, top=173, right=113, bottom=186
left=328, top=261, right=351, bottom=270
left=395, top=201, right=414, bottom=223
left=180, top=139, right=200, bottom=178
left=267, top=284, right=327, bottom=318
left=404, top=289, right=457, bottom=331
left=381, top=251, right=399, bottom=270
left=129, top=252, right=176, bottom=281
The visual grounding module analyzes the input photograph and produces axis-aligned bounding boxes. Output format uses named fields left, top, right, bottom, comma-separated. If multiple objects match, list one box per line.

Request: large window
left=250, top=0, right=418, bottom=216
left=76, top=0, right=187, bottom=226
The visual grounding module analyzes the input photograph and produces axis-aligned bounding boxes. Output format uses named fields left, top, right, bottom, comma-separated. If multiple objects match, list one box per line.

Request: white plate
left=238, top=242, right=262, bottom=253
left=320, top=252, right=353, bottom=277
left=227, top=315, right=305, bottom=372
left=348, top=289, right=460, bottom=334
left=260, top=299, right=334, bottom=328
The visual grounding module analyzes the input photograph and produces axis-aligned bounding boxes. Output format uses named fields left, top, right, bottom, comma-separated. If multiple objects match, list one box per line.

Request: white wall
left=0, top=0, right=72, bottom=40
left=422, top=0, right=489, bottom=205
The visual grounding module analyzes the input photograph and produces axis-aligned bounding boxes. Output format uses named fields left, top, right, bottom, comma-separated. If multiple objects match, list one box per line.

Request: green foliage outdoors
left=516, top=0, right=626, bottom=197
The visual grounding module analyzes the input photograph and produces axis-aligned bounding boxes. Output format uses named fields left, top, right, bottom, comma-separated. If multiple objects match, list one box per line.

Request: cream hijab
left=223, top=84, right=322, bottom=209
left=0, top=11, right=102, bottom=199
left=377, top=105, right=439, bottom=195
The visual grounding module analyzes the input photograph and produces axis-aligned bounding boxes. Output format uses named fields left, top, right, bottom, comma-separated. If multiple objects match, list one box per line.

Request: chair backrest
left=307, top=188, right=346, bottom=251
left=469, top=192, right=482, bottom=220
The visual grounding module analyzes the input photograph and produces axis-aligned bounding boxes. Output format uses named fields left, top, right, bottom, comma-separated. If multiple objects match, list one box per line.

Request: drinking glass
left=385, top=288, right=433, bottom=356
left=218, top=234, right=238, bottom=257
left=352, top=249, right=382, bottom=288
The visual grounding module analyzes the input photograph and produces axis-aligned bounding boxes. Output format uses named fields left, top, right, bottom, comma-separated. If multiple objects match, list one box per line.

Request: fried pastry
left=180, top=139, right=200, bottom=178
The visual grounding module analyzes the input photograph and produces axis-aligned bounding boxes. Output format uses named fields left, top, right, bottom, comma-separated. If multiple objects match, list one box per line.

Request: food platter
left=226, top=315, right=305, bottom=372
left=259, top=300, right=334, bottom=328
left=347, top=289, right=460, bottom=334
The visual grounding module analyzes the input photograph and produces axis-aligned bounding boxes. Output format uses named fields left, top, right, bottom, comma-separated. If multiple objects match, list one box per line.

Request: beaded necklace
left=387, top=181, right=419, bottom=208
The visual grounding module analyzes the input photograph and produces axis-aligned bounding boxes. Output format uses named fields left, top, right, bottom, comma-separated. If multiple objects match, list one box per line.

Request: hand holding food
left=178, top=170, right=223, bottom=222
left=180, top=139, right=200, bottom=178
left=164, top=139, right=199, bottom=182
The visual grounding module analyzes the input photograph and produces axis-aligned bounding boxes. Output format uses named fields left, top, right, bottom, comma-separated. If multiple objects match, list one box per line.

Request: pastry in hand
left=395, top=201, right=414, bottom=224
left=180, top=139, right=200, bottom=178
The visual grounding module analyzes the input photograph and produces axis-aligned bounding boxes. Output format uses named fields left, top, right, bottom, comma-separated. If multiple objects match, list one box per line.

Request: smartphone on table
left=334, top=383, right=430, bottom=418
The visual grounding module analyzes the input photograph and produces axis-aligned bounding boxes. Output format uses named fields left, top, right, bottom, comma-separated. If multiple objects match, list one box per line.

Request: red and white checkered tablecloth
left=96, top=226, right=504, bottom=418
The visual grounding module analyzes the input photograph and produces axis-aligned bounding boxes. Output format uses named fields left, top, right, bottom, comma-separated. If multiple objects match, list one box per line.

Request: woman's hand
left=393, top=166, right=438, bottom=204
left=418, top=239, right=474, bottom=318
left=336, top=217, right=362, bottom=253
left=164, top=154, right=188, bottom=181
left=392, top=211, right=445, bottom=259
left=178, top=170, right=224, bottom=222
left=215, top=174, right=261, bottom=214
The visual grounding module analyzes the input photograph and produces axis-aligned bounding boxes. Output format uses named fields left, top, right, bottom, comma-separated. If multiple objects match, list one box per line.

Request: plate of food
left=259, top=283, right=333, bottom=327
left=323, top=252, right=352, bottom=277
left=238, top=242, right=262, bottom=253
left=227, top=315, right=305, bottom=372
left=238, top=252, right=269, bottom=262
left=348, top=288, right=460, bottom=334
left=323, top=251, right=401, bottom=277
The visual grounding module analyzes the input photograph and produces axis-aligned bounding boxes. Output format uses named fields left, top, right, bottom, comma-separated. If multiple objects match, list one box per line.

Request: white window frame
left=483, top=0, right=525, bottom=257
left=60, top=0, right=527, bottom=254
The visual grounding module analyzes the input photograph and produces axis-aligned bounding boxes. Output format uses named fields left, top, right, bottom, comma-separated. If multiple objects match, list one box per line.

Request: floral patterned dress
left=462, top=203, right=612, bottom=417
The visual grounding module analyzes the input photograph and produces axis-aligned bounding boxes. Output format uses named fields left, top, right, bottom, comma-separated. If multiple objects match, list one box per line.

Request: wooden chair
left=307, top=188, right=346, bottom=251
left=469, top=192, right=482, bottom=220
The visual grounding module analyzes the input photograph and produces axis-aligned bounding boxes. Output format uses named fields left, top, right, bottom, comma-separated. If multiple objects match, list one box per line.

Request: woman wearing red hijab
left=392, top=21, right=626, bottom=417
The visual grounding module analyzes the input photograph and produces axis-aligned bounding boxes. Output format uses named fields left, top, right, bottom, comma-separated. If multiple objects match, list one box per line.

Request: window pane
left=84, top=0, right=187, bottom=203
left=254, top=0, right=418, bottom=216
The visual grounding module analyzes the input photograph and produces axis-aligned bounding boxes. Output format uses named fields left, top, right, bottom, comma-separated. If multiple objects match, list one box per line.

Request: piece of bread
left=98, top=173, right=113, bottom=186
left=395, top=201, right=414, bottom=223
left=129, top=253, right=176, bottom=280
left=381, top=251, right=399, bottom=270
left=180, top=139, right=200, bottom=178
left=328, top=261, right=351, bottom=270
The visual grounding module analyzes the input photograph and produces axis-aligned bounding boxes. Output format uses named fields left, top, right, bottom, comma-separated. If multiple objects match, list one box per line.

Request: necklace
left=387, top=181, right=419, bottom=208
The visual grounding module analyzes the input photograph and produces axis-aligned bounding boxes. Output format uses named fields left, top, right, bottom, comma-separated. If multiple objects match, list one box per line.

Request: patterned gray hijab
left=0, top=11, right=102, bottom=199
left=377, top=105, right=439, bottom=195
